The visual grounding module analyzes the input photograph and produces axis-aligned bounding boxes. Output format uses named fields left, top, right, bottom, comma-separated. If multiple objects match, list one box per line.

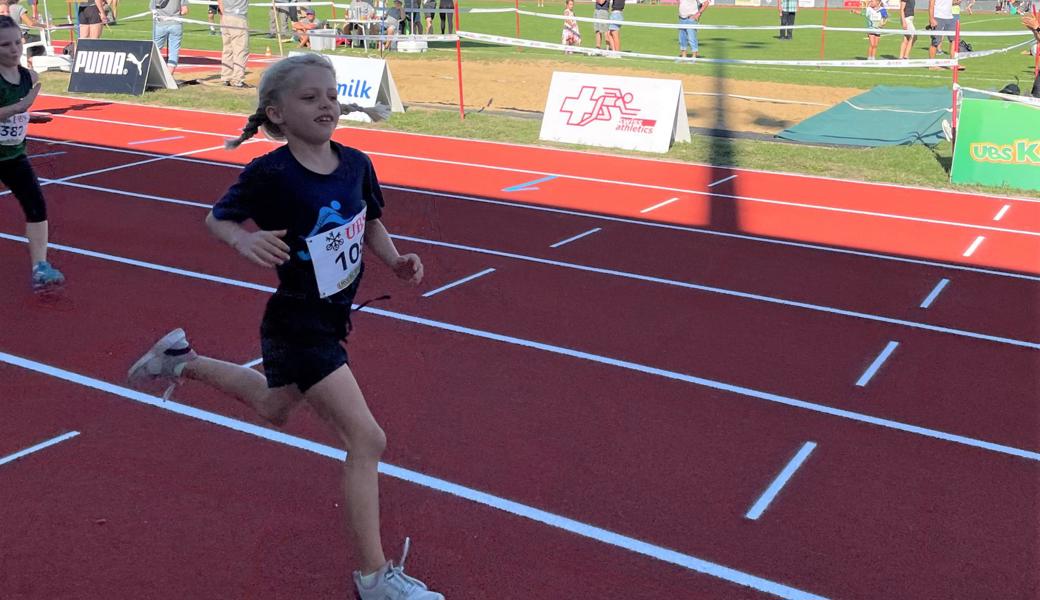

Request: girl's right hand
left=233, top=229, right=291, bottom=267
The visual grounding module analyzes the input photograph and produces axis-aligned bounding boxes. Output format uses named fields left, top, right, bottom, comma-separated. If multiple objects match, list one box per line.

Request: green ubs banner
left=951, top=98, right=1040, bottom=191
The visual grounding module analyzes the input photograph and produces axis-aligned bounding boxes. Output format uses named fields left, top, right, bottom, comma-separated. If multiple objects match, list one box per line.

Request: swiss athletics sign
left=539, top=72, right=690, bottom=154
left=68, top=40, right=176, bottom=95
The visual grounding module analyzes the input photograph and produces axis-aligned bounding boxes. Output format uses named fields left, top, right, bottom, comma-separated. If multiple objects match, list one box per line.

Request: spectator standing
left=778, top=0, right=796, bottom=40
left=77, top=0, right=107, bottom=39
left=218, top=0, right=251, bottom=87
left=679, top=0, right=708, bottom=58
left=208, top=1, right=220, bottom=35
left=593, top=0, right=610, bottom=50
left=422, top=0, right=435, bottom=34
left=269, top=0, right=292, bottom=38
left=850, top=0, right=886, bottom=60
left=608, top=0, right=624, bottom=52
left=438, top=0, right=453, bottom=34
left=152, top=0, right=188, bottom=73
left=928, top=0, right=957, bottom=66
left=899, top=0, right=916, bottom=59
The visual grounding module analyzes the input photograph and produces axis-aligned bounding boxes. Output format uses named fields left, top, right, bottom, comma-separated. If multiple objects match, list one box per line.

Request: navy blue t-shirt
left=212, top=142, right=384, bottom=305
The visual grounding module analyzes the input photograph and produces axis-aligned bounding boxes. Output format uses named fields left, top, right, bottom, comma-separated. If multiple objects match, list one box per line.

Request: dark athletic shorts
left=260, top=292, right=356, bottom=393
left=79, top=4, right=102, bottom=25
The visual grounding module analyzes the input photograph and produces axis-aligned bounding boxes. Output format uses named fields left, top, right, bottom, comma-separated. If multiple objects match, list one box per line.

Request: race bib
left=305, top=208, right=366, bottom=298
left=0, top=112, right=29, bottom=146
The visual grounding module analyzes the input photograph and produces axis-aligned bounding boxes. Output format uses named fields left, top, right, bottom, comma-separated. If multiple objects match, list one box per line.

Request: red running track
left=1, top=96, right=1038, bottom=600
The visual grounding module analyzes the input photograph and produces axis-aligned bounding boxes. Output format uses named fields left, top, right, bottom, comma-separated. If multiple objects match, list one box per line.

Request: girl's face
left=566, top=0, right=573, bottom=7
left=0, top=27, right=22, bottom=68
left=266, top=66, right=341, bottom=146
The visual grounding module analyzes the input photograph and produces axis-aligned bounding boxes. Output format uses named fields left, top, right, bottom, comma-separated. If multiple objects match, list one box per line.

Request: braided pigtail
left=341, top=103, right=391, bottom=123
left=225, top=108, right=269, bottom=150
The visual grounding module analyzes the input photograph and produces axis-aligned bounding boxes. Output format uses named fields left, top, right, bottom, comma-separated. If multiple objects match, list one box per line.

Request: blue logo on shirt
left=298, top=200, right=349, bottom=261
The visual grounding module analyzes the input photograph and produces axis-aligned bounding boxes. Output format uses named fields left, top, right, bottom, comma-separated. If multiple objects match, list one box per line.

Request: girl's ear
left=266, top=104, right=284, bottom=126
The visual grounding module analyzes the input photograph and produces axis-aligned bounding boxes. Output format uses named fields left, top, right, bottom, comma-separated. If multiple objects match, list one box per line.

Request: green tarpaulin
left=777, top=86, right=975, bottom=147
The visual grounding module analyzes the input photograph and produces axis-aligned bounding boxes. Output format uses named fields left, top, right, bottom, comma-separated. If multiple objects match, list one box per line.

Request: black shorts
left=79, top=4, right=102, bottom=25
left=260, top=293, right=356, bottom=393
left=209, top=3, right=220, bottom=14
left=0, top=153, right=47, bottom=223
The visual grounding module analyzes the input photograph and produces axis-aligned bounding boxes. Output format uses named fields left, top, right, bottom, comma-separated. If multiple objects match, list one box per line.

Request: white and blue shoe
left=31, top=261, right=64, bottom=292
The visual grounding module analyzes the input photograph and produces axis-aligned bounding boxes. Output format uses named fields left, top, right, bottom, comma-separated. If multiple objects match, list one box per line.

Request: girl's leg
left=26, top=220, right=47, bottom=265
left=127, top=329, right=303, bottom=425
left=182, top=357, right=303, bottom=426
left=305, top=364, right=387, bottom=574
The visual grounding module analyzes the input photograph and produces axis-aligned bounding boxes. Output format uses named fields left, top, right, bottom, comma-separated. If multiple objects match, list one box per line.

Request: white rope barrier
left=456, top=31, right=959, bottom=68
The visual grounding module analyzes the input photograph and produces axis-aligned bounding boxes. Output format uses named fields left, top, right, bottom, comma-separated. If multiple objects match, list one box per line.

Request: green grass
left=38, top=0, right=1036, bottom=90
left=32, top=1, right=1040, bottom=197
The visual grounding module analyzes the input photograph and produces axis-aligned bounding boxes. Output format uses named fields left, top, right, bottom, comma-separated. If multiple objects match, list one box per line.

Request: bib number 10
left=306, top=208, right=367, bottom=298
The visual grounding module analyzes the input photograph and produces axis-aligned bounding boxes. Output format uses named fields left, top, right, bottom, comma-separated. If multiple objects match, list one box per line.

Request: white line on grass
left=0, top=233, right=1037, bottom=462
left=0, top=351, right=828, bottom=600
left=855, top=342, right=900, bottom=387
left=550, top=227, right=602, bottom=248
left=919, top=279, right=950, bottom=309
left=422, top=268, right=496, bottom=298
left=0, top=431, right=80, bottom=467
left=745, top=441, right=817, bottom=521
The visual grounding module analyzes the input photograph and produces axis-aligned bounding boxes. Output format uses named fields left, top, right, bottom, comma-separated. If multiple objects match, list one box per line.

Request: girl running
left=0, top=16, right=64, bottom=292
left=126, top=53, right=441, bottom=600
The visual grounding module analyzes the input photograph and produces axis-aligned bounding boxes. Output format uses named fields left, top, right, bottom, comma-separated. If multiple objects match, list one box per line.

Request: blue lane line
left=919, top=278, right=950, bottom=309
left=856, top=341, right=900, bottom=387
left=502, top=175, right=557, bottom=192
left=0, top=431, right=80, bottom=468
left=745, top=441, right=817, bottom=521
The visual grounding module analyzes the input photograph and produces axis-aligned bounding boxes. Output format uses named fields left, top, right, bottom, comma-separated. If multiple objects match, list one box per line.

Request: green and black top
left=0, top=66, right=32, bottom=162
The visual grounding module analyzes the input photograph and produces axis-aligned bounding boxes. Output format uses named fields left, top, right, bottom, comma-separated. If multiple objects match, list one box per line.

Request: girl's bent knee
left=350, top=425, right=386, bottom=461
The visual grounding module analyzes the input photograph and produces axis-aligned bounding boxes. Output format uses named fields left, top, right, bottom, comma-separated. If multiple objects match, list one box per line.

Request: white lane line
left=422, top=268, right=496, bottom=298
left=23, top=136, right=1039, bottom=282
left=963, top=236, right=985, bottom=258
left=0, top=233, right=1036, bottom=462
left=550, top=227, right=602, bottom=248
left=708, top=175, right=737, bottom=187
left=745, top=441, right=817, bottom=521
left=0, top=431, right=80, bottom=468
left=992, top=205, right=1010, bottom=222
left=242, top=357, right=263, bottom=368
left=28, top=151, right=67, bottom=159
left=128, top=135, right=185, bottom=146
left=0, top=351, right=828, bottom=600
left=919, top=278, right=950, bottom=309
left=855, top=341, right=900, bottom=387
left=392, top=234, right=1039, bottom=350
left=640, top=197, right=680, bottom=214
left=366, top=151, right=1040, bottom=238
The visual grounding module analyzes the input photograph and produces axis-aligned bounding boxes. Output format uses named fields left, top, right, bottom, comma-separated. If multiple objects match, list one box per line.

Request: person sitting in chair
left=381, top=0, right=403, bottom=50
left=291, top=7, right=324, bottom=47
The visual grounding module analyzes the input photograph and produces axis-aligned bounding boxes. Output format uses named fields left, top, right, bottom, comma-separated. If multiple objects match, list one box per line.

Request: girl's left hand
left=393, top=253, right=423, bottom=285
left=28, top=114, right=52, bottom=123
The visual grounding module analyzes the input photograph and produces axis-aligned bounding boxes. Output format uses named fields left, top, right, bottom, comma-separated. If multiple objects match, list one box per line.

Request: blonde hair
left=225, top=53, right=390, bottom=150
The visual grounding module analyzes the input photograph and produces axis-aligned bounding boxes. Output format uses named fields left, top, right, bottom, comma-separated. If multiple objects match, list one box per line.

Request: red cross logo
left=559, top=86, right=639, bottom=127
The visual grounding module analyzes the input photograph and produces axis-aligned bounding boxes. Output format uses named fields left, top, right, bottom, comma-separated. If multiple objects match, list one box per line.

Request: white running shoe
left=127, top=328, right=197, bottom=401
left=941, top=119, right=953, bottom=142
left=354, top=538, right=444, bottom=600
